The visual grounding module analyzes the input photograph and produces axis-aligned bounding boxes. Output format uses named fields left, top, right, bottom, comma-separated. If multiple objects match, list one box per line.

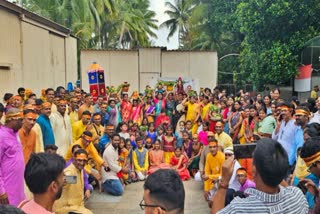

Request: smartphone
left=234, top=144, right=257, bottom=159
left=65, top=175, right=77, bottom=184
left=297, top=181, right=308, bottom=195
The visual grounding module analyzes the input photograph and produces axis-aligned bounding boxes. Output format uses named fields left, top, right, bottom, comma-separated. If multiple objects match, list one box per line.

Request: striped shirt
left=217, top=186, right=308, bottom=214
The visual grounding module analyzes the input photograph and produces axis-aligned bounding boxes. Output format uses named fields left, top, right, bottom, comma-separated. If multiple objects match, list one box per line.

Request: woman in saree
left=107, top=98, right=121, bottom=127
left=165, top=92, right=176, bottom=125
left=153, top=92, right=167, bottom=119
left=144, top=95, right=155, bottom=123
left=131, top=97, right=144, bottom=125
left=228, top=100, right=243, bottom=144
left=120, top=93, right=132, bottom=123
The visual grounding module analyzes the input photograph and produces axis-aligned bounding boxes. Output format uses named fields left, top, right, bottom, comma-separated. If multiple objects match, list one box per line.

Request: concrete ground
left=86, top=179, right=210, bottom=214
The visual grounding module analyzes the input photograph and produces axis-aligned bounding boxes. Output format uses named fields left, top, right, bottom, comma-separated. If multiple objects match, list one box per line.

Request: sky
left=149, top=0, right=179, bottom=49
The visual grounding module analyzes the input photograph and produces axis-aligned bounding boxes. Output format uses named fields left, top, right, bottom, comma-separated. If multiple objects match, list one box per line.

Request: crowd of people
left=0, top=82, right=320, bottom=213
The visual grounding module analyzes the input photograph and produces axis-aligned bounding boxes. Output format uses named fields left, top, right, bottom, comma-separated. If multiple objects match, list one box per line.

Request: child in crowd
left=119, top=122, right=130, bottom=140
left=140, top=117, right=149, bottom=134
left=125, top=139, right=137, bottom=183
left=198, top=121, right=209, bottom=146
left=157, top=125, right=164, bottom=141
left=161, top=125, right=176, bottom=163
left=170, top=147, right=190, bottom=181
left=145, top=138, right=153, bottom=151
left=117, top=137, right=129, bottom=185
left=148, top=139, right=170, bottom=174
left=132, top=137, right=149, bottom=181
left=146, top=123, right=157, bottom=144
left=185, top=120, right=193, bottom=135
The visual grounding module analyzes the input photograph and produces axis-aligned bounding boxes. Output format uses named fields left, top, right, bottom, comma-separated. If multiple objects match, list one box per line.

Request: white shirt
left=228, top=160, right=241, bottom=191
left=310, top=111, right=320, bottom=124
left=101, top=143, right=122, bottom=182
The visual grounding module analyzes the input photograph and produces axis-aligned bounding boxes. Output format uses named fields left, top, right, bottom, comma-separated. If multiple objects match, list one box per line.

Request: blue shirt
left=272, top=119, right=298, bottom=165
left=36, top=114, right=55, bottom=146
left=99, top=134, right=110, bottom=151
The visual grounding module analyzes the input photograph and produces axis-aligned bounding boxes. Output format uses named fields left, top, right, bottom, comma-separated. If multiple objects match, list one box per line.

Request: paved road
left=86, top=179, right=209, bottom=214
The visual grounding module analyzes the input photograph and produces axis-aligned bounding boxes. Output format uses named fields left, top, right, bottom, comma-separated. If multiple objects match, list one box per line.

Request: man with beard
left=290, top=106, right=310, bottom=167
left=37, top=102, right=55, bottom=146
left=53, top=149, right=93, bottom=214
left=0, top=108, right=25, bottom=206
left=50, top=100, right=72, bottom=156
left=20, top=153, right=65, bottom=213
left=99, top=124, right=115, bottom=154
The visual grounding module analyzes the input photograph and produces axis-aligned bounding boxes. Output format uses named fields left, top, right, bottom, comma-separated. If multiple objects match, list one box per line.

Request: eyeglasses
left=139, top=199, right=166, bottom=211
left=307, top=161, right=319, bottom=173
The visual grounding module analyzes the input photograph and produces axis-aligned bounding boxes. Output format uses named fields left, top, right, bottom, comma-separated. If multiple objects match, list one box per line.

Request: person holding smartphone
left=272, top=102, right=298, bottom=168
left=53, top=149, right=93, bottom=214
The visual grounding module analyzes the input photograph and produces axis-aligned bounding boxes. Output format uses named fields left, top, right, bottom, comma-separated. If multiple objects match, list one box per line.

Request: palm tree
left=160, top=0, right=193, bottom=47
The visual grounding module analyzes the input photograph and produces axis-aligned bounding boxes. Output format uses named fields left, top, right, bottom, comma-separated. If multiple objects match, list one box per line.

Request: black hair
left=0, top=205, right=25, bottom=214
left=23, top=109, right=36, bottom=115
left=35, top=98, right=43, bottom=106
left=56, top=86, right=65, bottom=93
left=82, top=110, right=91, bottom=116
left=18, top=87, right=25, bottom=94
left=3, top=93, right=13, bottom=102
left=144, top=169, right=185, bottom=213
left=71, top=144, right=82, bottom=153
left=84, top=93, right=92, bottom=98
left=45, top=88, right=54, bottom=95
left=248, top=105, right=257, bottom=125
left=300, top=137, right=320, bottom=159
left=44, top=144, right=58, bottom=151
left=0, top=103, right=4, bottom=112
left=253, top=138, right=289, bottom=187
left=73, top=148, right=88, bottom=157
left=112, top=133, right=121, bottom=139
left=83, top=130, right=93, bottom=137
left=92, top=112, right=101, bottom=118
left=25, top=153, right=65, bottom=194
left=304, top=123, right=320, bottom=139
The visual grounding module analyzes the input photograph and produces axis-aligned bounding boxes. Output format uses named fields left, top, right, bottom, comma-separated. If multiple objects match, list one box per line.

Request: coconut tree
left=160, top=0, right=193, bottom=47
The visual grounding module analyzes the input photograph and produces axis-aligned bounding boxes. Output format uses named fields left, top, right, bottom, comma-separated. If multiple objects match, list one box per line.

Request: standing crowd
left=0, top=82, right=320, bottom=213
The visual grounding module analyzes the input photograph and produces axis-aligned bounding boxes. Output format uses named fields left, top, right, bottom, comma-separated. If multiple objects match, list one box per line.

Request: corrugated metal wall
left=80, top=49, right=218, bottom=93
left=0, top=8, right=77, bottom=98
left=0, top=10, right=22, bottom=94
left=80, top=50, right=139, bottom=94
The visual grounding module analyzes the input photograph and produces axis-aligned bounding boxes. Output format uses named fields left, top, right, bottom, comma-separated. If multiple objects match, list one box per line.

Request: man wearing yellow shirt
left=69, top=97, right=80, bottom=126
left=72, top=111, right=91, bottom=141
left=65, top=131, right=108, bottom=181
left=203, top=139, right=225, bottom=201
left=214, top=121, right=233, bottom=151
left=133, top=137, right=149, bottom=181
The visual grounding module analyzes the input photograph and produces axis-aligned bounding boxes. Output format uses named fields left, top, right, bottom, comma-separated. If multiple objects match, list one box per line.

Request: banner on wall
left=151, top=77, right=199, bottom=93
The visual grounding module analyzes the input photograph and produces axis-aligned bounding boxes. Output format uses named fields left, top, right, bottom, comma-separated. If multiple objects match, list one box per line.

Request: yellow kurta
left=185, top=102, right=200, bottom=122
left=50, top=112, right=73, bottom=157
left=32, top=123, right=44, bottom=153
left=201, top=103, right=212, bottom=121
left=72, top=120, right=87, bottom=142
left=69, top=110, right=79, bottom=126
left=132, top=148, right=149, bottom=172
left=65, top=139, right=104, bottom=174
left=214, top=132, right=233, bottom=150
left=53, top=163, right=92, bottom=214
left=204, top=151, right=225, bottom=191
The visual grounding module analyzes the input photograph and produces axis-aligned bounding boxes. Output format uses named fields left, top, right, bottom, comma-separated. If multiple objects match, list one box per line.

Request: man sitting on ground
left=142, top=169, right=185, bottom=214
left=102, top=134, right=128, bottom=196
left=53, top=149, right=93, bottom=214
left=236, top=168, right=255, bottom=192
left=212, top=138, right=308, bottom=214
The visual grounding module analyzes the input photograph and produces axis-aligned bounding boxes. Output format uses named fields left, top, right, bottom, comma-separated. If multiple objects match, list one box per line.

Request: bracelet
left=0, top=193, right=7, bottom=200
left=219, top=182, right=229, bottom=189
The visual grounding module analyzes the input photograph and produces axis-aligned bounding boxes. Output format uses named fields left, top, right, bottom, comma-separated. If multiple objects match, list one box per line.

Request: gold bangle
left=0, top=193, right=7, bottom=200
